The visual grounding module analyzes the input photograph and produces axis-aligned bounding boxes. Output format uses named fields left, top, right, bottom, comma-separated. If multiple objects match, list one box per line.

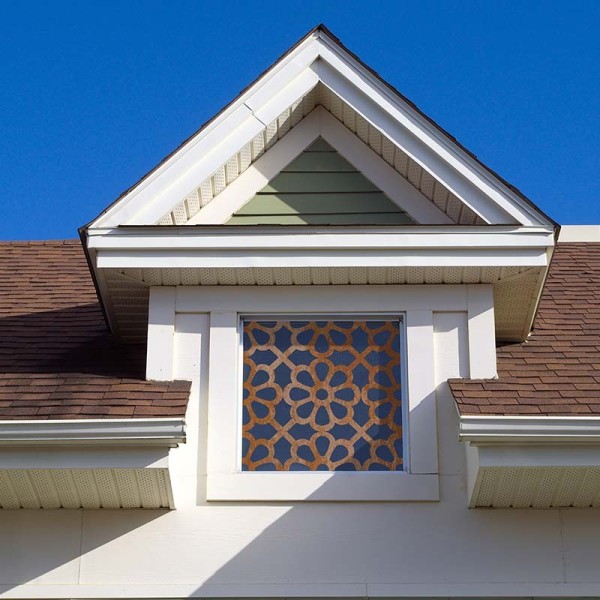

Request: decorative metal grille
left=242, top=319, right=403, bottom=471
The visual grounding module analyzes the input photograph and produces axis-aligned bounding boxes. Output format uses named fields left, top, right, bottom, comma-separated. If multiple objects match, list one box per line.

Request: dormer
left=76, top=25, right=561, bottom=504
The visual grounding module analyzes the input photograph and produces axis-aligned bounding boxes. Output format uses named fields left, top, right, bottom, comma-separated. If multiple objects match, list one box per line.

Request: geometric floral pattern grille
left=242, top=320, right=403, bottom=471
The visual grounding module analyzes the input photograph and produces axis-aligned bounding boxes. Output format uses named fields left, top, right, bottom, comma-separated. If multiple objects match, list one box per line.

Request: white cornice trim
left=459, top=414, right=600, bottom=443
left=0, top=418, right=186, bottom=446
left=89, top=227, right=553, bottom=270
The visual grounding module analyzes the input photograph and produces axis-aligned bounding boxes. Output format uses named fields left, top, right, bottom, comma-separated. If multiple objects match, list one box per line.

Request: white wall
left=2, top=292, right=600, bottom=599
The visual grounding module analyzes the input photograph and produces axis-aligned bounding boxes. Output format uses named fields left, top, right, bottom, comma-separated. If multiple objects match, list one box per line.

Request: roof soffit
left=86, top=27, right=556, bottom=233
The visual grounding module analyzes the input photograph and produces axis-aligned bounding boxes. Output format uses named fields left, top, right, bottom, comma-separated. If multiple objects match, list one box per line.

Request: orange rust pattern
left=242, top=320, right=403, bottom=471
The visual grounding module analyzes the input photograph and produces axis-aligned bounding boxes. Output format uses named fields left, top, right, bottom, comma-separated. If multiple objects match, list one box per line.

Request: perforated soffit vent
left=158, top=84, right=487, bottom=228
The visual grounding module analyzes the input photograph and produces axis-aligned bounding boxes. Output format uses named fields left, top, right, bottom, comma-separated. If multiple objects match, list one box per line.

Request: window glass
left=242, top=319, right=403, bottom=471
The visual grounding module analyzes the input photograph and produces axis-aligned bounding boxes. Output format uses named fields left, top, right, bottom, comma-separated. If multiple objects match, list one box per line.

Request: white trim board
left=559, top=224, right=600, bottom=242
left=205, top=307, right=437, bottom=501
left=88, top=225, right=555, bottom=249
left=11, top=581, right=600, bottom=598
left=459, top=414, right=600, bottom=444
left=0, top=418, right=186, bottom=446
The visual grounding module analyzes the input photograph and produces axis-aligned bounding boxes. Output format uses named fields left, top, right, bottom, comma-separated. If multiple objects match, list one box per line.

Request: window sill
left=207, top=472, right=439, bottom=502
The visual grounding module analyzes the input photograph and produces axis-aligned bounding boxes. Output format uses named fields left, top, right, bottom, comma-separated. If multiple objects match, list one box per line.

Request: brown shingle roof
left=0, top=240, right=190, bottom=419
left=450, top=242, right=600, bottom=415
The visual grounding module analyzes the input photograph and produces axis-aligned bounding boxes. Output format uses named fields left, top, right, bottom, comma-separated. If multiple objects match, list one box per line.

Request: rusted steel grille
left=242, top=319, right=403, bottom=471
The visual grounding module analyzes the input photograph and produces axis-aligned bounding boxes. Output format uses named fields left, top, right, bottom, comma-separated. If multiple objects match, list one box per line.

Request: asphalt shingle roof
left=0, top=240, right=190, bottom=419
left=2, top=239, right=596, bottom=419
left=450, top=243, right=600, bottom=415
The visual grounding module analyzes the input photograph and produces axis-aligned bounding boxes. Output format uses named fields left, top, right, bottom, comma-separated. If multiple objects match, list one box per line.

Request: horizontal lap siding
left=227, top=138, right=414, bottom=226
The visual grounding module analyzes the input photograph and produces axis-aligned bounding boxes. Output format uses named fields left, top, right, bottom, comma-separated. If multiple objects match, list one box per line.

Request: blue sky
left=1, top=1, right=599, bottom=239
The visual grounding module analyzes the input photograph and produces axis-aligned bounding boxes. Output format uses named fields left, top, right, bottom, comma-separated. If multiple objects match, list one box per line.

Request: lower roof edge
left=459, top=414, right=600, bottom=444
left=0, top=417, right=186, bottom=446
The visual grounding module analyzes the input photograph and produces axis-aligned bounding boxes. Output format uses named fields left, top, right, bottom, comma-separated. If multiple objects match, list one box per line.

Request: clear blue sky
left=1, top=1, right=599, bottom=239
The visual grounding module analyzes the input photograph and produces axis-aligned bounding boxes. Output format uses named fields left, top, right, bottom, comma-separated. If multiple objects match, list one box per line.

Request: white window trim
left=175, top=285, right=446, bottom=501
left=147, top=283, right=496, bottom=502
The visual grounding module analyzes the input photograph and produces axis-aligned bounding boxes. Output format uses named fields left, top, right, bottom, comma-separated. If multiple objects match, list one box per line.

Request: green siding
left=227, top=213, right=414, bottom=225
left=263, top=172, right=380, bottom=194
left=226, top=137, right=415, bottom=226
left=283, top=152, right=356, bottom=172
left=236, top=193, right=399, bottom=215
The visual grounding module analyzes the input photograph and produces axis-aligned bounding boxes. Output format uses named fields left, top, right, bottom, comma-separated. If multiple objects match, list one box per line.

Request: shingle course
left=0, top=241, right=190, bottom=419
left=450, top=243, right=600, bottom=415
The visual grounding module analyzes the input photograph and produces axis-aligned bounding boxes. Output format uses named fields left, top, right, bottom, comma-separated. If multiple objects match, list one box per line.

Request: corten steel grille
left=241, top=319, right=403, bottom=471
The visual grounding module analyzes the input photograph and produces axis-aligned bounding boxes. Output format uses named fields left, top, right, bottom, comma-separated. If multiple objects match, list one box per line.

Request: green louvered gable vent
left=227, top=138, right=415, bottom=225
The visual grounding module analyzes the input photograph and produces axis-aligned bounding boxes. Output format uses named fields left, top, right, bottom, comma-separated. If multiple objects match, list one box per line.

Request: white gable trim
left=316, top=61, right=516, bottom=225
left=88, top=29, right=554, bottom=231
left=188, top=107, right=452, bottom=225
left=315, top=37, right=552, bottom=227
left=95, top=74, right=320, bottom=227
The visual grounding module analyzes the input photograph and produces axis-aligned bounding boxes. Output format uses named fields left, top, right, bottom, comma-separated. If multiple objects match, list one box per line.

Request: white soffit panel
left=159, top=85, right=487, bottom=227
left=472, top=465, right=600, bottom=509
left=100, top=264, right=543, bottom=343
left=0, top=419, right=185, bottom=509
left=0, top=467, right=173, bottom=509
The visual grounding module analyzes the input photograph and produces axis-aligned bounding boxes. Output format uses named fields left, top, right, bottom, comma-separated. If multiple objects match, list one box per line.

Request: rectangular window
left=241, top=318, right=404, bottom=472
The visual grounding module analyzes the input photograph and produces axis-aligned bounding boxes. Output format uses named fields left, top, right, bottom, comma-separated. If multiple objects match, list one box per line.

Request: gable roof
left=450, top=242, right=600, bottom=415
left=0, top=241, right=190, bottom=419
left=84, top=25, right=556, bottom=231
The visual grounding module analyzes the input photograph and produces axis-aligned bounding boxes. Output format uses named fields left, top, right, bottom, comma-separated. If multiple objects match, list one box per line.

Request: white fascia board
left=88, top=226, right=555, bottom=250
left=315, top=32, right=555, bottom=229
left=96, top=248, right=548, bottom=270
left=459, top=414, right=600, bottom=444
left=90, top=227, right=553, bottom=269
left=0, top=446, right=170, bottom=469
left=0, top=418, right=186, bottom=446
left=559, top=224, right=600, bottom=242
left=91, top=37, right=321, bottom=229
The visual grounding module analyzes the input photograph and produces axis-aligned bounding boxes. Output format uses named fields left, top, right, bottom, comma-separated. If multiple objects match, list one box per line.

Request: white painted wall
left=2, top=288, right=600, bottom=599
left=559, top=224, right=600, bottom=242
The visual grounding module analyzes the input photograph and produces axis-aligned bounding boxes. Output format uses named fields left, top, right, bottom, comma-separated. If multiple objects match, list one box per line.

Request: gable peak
left=87, top=26, right=555, bottom=232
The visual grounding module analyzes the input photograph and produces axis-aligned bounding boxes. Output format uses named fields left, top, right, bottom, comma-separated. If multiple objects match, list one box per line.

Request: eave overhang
left=459, top=415, right=600, bottom=509
left=0, top=418, right=185, bottom=510
left=89, top=225, right=553, bottom=269
left=84, top=224, right=554, bottom=343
